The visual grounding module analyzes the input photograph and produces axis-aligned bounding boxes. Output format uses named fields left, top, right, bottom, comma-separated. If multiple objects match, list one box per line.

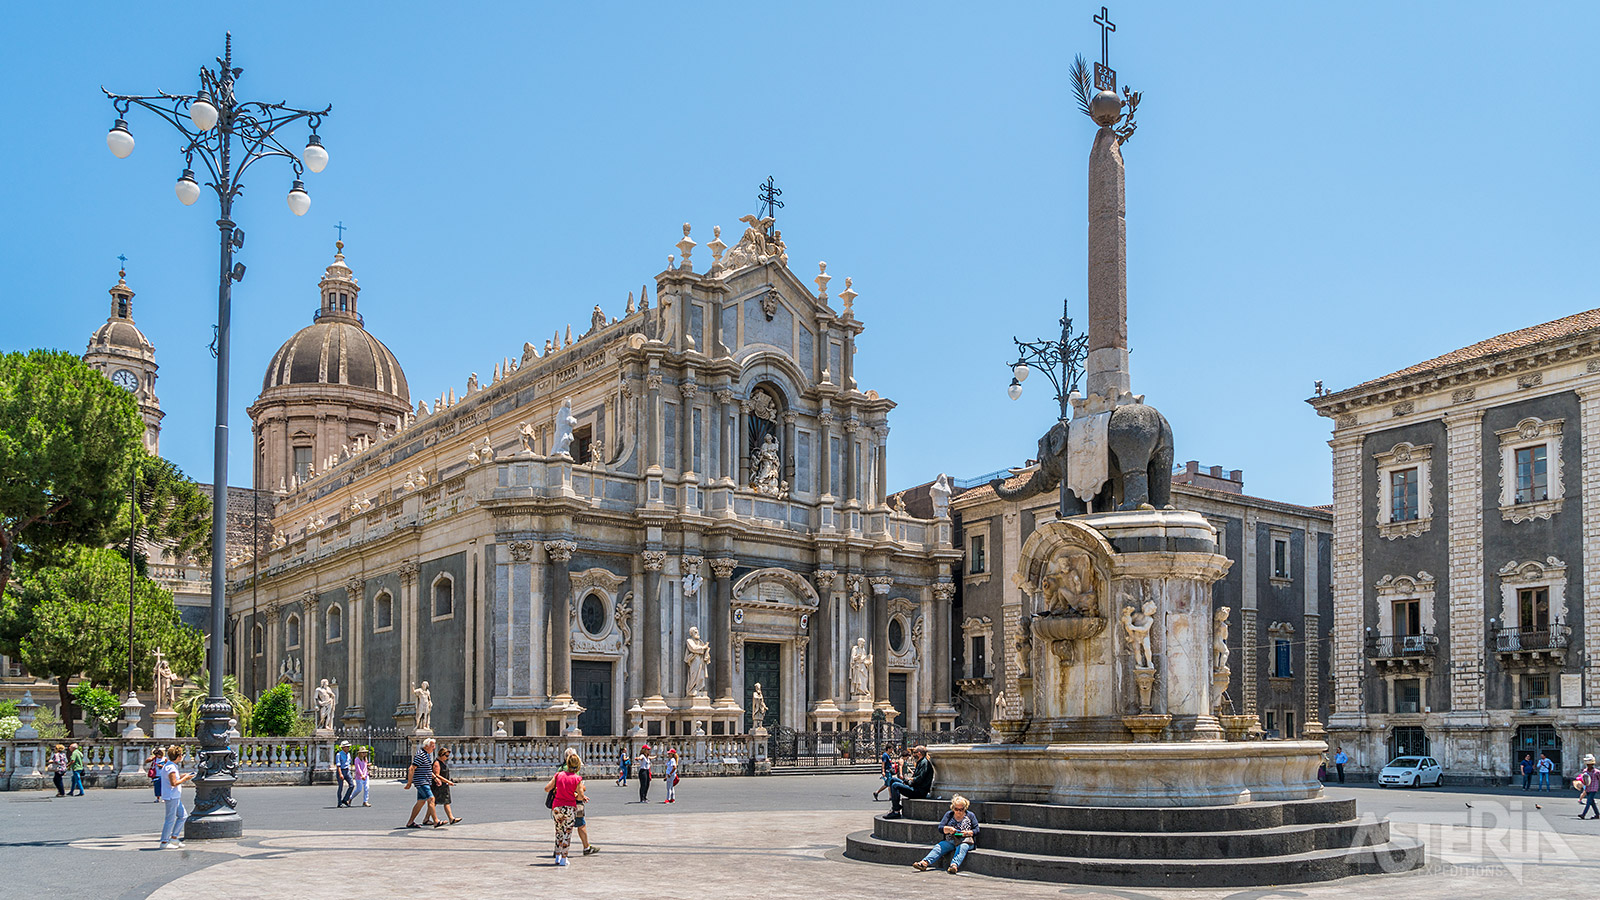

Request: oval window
left=889, top=617, right=906, bottom=653
left=580, top=593, right=607, bottom=636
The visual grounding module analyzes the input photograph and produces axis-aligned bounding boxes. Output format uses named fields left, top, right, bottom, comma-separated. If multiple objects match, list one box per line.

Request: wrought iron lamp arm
left=1008, top=300, right=1089, bottom=419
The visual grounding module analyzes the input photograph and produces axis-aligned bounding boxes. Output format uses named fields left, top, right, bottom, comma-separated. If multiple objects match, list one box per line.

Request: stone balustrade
left=1, top=733, right=762, bottom=791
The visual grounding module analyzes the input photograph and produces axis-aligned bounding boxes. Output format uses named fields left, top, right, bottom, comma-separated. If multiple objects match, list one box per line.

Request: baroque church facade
left=228, top=219, right=961, bottom=738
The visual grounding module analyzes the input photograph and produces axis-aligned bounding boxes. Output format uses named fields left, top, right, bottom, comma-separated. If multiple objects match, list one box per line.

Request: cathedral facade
left=228, top=219, right=960, bottom=738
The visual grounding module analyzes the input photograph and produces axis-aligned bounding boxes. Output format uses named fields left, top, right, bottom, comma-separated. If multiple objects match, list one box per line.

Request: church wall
left=362, top=571, right=404, bottom=733
left=418, top=551, right=469, bottom=734
left=315, top=587, right=349, bottom=709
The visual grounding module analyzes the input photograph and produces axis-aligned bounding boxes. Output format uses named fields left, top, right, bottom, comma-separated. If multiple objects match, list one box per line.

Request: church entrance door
left=743, top=641, right=781, bottom=731
left=889, top=672, right=908, bottom=727
left=573, top=660, right=613, bottom=736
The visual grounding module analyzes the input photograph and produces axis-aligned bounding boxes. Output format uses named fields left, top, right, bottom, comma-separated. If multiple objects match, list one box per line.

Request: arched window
left=326, top=604, right=342, bottom=642
left=889, top=616, right=907, bottom=654
left=252, top=623, right=264, bottom=656
left=580, top=592, right=607, bottom=637
left=286, top=613, right=302, bottom=649
left=433, top=575, right=454, bottom=619
left=374, top=591, right=393, bottom=631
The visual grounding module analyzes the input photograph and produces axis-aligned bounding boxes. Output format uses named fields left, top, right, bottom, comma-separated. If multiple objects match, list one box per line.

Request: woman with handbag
left=663, top=748, right=678, bottom=804
left=49, top=745, right=68, bottom=797
left=145, top=747, right=166, bottom=802
left=542, top=751, right=584, bottom=866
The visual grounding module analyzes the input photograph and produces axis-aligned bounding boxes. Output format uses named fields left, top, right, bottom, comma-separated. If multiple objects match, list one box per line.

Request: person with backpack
left=616, top=745, right=631, bottom=787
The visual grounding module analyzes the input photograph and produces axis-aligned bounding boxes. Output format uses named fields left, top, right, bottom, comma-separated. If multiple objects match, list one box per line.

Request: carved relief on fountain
left=1016, top=522, right=1113, bottom=666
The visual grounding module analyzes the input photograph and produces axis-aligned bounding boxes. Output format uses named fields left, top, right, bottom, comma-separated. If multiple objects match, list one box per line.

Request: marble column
left=710, top=558, right=737, bottom=702
left=545, top=540, right=577, bottom=698
left=345, top=578, right=364, bottom=710
left=818, top=409, right=835, bottom=499
left=299, top=592, right=318, bottom=707
left=645, top=372, right=662, bottom=471
left=845, top=418, right=860, bottom=506
left=874, top=426, right=890, bottom=507
left=782, top=412, right=798, bottom=486
left=399, top=562, right=418, bottom=703
left=811, top=570, right=837, bottom=705
left=642, top=550, right=666, bottom=697
left=870, top=577, right=892, bottom=708
left=716, top=389, right=735, bottom=483
left=739, top=398, right=754, bottom=486
left=680, top=381, right=698, bottom=476
left=264, top=604, right=282, bottom=694
left=932, top=582, right=956, bottom=710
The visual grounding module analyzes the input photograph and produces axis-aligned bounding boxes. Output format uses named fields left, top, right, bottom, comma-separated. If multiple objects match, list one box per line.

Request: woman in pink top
left=542, top=751, right=584, bottom=866
left=351, top=748, right=371, bottom=807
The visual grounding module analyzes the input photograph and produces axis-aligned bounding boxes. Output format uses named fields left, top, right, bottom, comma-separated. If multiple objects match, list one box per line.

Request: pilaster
left=1328, top=433, right=1366, bottom=726
left=1444, top=409, right=1486, bottom=716
left=1579, top=386, right=1600, bottom=711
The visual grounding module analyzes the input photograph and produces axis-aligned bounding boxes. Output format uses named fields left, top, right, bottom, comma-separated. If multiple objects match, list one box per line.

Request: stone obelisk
left=1084, top=95, right=1129, bottom=413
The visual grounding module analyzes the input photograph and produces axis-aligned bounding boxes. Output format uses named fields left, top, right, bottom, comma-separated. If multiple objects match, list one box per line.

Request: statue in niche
left=1121, top=600, right=1158, bottom=670
left=750, top=682, right=768, bottom=726
left=413, top=681, right=433, bottom=731
left=553, top=398, right=578, bottom=458
left=1013, top=616, right=1033, bottom=679
left=1041, top=550, right=1098, bottom=616
left=315, top=678, right=337, bottom=730
left=993, top=689, right=1008, bottom=721
left=685, top=627, right=710, bottom=697
left=752, top=434, right=783, bottom=496
left=152, top=649, right=175, bottom=710
left=518, top=421, right=537, bottom=457
left=1213, top=607, right=1231, bottom=674
left=849, top=637, right=872, bottom=698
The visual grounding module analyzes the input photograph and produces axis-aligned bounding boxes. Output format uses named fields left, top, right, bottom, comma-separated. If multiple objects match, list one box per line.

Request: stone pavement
left=6, top=774, right=1600, bottom=899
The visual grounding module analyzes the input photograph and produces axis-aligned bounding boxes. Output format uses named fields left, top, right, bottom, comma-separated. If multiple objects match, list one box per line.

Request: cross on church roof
left=757, top=176, right=784, bottom=222
left=117, top=253, right=128, bottom=267
left=1094, top=6, right=1117, bottom=91
left=334, top=221, right=347, bottom=242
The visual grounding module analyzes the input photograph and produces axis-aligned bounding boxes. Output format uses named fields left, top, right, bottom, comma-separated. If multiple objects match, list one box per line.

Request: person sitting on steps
left=912, top=795, right=979, bottom=874
left=883, top=745, right=934, bottom=819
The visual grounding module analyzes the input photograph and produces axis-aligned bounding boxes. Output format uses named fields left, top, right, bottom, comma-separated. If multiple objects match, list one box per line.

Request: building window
left=1525, top=675, right=1552, bottom=709
left=1390, top=468, right=1419, bottom=521
left=1375, top=572, right=1436, bottom=639
left=294, top=446, right=314, bottom=480
left=1392, top=598, right=1421, bottom=637
left=573, top=425, right=593, bottom=465
left=326, top=605, right=342, bottom=642
left=1272, top=537, right=1290, bottom=580
left=432, top=576, right=454, bottom=619
left=1284, top=711, right=1296, bottom=739
left=1397, top=679, right=1421, bottom=714
left=889, top=617, right=907, bottom=654
left=1518, top=587, right=1550, bottom=631
left=374, top=591, right=393, bottom=631
left=285, top=614, right=301, bottom=649
left=969, top=534, right=986, bottom=575
left=580, top=592, right=606, bottom=637
left=1374, top=441, right=1433, bottom=539
left=971, top=635, right=987, bottom=678
left=1263, top=710, right=1277, bottom=735
left=1274, top=639, right=1293, bottom=677
left=1514, top=445, right=1548, bottom=504
left=252, top=624, right=264, bottom=657
left=1497, top=417, right=1564, bottom=522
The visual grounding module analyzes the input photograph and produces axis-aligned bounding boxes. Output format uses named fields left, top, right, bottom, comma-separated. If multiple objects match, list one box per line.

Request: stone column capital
left=299, top=591, right=317, bottom=613
left=709, top=557, right=738, bottom=579
left=506, top=540, right=537, bottom=562
left=544, top=540, right=577, bottom=563
left=781, top=411, right=797, bottom=425
left=818, top=410, right=835, bottom=428
left=932, top=582, right=956, bottom=602
left=680, top=381, right=699, bottom=401
left=869, top=575, right=895, bottom=594
left=264, top=604, right=282, bottom=625
left=641, top=549, right=667, bottom=571
left=814, top=569, right=838, bottom=594
left=397, top=561, right=419, bottom=586
left=681, top=555, right=704, bottom=574
left=344, top=578, right=364, bottom=602
left=715, top=389, right=735, bottom=406
left=645, top=373, right=663, bottom=392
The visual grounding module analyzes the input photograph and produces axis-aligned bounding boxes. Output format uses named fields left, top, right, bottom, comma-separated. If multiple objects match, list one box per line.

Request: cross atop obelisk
left=1094, top=6, right=1117, bottom=91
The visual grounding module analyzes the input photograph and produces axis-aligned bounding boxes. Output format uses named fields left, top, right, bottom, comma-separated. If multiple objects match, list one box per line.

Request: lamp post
left=1004, top=295, right=1089, bottom=517
left=103, top=32, right=331, bottom=840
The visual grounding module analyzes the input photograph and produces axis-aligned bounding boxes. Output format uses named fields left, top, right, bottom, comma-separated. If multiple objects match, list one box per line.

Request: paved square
left=4, top=775, right=1597, bottom=899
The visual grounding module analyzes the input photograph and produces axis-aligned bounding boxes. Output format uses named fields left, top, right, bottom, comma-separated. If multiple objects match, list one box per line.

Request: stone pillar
left=545, top=540, right=577, bottom=698
left=642, top=550, right=666, bottom=698
left=398, top=562, right=419, bottom=704
left=1328, top=432, right=1366, bottom=726
left=264, top=604, right=282, bottom=692
left=782, top=411, right=798, bottom=487
left=710, top=558, right=737, bottom=703
left=1579, top=386, right=1600, bottom=710
left=645, top=371, right=662, bottom=472
left=1303, top=613, right=1324, bottom=737
left=344, top=578, right=364, bottom=712
left=738, top=398, right=754, bottom=486
left=818, top=409, right=835, bottom=500
left=844, top=419, right=860, bottom=506
left=680, top=381, right=698, bottom=475
left=932, top=582, right=956, bottom=713
left=873, top=426, right=890, bottom=507
left=1085, top=124, right=1130, bottom=406
left=1444, top=410, right=1486, bottom=718
left=299, top=591, right=318, bottom=708
left=811, top=569, right=837, bottom=709
left=715, top=389, right=735, bottom=484
left=1241, top=608, right=1259, bottom=717
left=870, top=576, right=893, bottom=710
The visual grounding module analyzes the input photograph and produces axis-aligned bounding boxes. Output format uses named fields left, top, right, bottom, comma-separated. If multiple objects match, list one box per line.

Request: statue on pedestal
left=849, top=637, right=872, bottom=698
left=750, top=682, right=768, bottom=726
left=684, top=627, right=710, bottom=697
left=553, top=398, right=577, bottom=458
left=1120, top=600, right=1157, bottom=670
left=152, top=649, right=175, bottom=710
left=314, top=678, right=337, bottom=731
left=1213, top=606, right=1231, bottom=673
left=752, top=433, right=783, bottom=496
left=412, top=681, right=433, bottom=731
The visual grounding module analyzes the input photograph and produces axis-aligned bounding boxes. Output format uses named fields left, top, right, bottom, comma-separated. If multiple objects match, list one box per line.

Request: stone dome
left=91, top=318, right=154, bottom=355
left=261, top=320, right=409, bottom=399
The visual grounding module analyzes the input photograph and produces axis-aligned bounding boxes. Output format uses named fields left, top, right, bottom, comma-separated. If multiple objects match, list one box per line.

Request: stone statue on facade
left=152, top=649, right=175, bottom=710
left=518, top=421, right=537, bottom=457
left=750, top=682, right=768, bottom=726
left=591, top=305, right=607, bottom=333
left=752, top=433, right=783, bottom=496
left=849, top=637, right=872, bottom=698
left=1121, top=600, right=1157, bottom=670
left=1213, top=606, right=1231, bottom=674
left=413, top=681, right=433, bottom=732
left=685, top=626, right=710, bottom=698
left=553, top=398, right=577, bottom=459
left=314, top=678, right=337, bottom=731
left=466, top=373, right=480, bottom=395
left=931, top=473, right=952, bottom=519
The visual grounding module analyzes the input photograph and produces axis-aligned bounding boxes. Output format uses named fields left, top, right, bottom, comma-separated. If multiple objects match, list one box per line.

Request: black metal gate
left=335, top=726, right=410, bottom=779
left=767, top=721, right=988, bottom=767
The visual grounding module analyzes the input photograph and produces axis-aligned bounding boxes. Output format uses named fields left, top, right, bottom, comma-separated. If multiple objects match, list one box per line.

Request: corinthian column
left=545, top=540, right=577, bottom=698
left=641, top=550, right=666, bottom=698
left=932, top=582, right=956, bottom=714
left=870, top=576, right=894, bottom=711
left=398, top=562, right=418, bottom=702
left=710, top=558, right=738, bottom=704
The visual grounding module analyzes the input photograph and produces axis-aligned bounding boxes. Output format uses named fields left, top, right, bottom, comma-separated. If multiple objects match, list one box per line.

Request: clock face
left=112, top=369, right=139, bottom=392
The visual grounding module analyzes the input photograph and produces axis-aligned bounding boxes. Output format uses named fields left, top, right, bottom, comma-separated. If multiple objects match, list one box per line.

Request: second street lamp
left=103, top=31, right=331, bottom=841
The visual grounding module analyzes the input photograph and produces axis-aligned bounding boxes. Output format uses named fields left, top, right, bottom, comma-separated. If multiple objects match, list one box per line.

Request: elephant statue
left=992, top=401, right=1174, bottom=513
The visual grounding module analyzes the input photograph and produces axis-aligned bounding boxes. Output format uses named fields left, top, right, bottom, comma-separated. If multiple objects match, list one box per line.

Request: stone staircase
left=845, top=796, right=1424, bottom=887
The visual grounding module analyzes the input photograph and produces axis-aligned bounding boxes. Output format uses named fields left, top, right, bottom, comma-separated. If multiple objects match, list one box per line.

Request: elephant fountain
left=990, top=398, right=1173, bottom=513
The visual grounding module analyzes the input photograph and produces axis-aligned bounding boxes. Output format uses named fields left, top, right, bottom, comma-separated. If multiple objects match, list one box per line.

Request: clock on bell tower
left=84, top=264, right=165, bottom=455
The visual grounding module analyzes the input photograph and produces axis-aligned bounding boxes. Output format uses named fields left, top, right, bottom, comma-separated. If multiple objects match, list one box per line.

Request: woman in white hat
left=1579, top=755, right=1599, bottom=820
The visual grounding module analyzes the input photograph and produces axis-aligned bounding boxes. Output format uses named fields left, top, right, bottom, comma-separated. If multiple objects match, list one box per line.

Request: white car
left=1378, top=756, right=1443, bottom=788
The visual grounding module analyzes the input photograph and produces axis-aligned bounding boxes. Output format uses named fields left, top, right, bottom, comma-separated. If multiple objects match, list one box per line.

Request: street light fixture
left=1004, top=296, right=1089, bottom=514
left=103, top=31, right=331, bottom=841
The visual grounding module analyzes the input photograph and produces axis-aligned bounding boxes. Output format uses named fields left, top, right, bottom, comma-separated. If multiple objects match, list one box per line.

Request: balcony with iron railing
left=1367, top=632, right=1438, bottom=673
left=1491, top=623, right=1570, bottom=667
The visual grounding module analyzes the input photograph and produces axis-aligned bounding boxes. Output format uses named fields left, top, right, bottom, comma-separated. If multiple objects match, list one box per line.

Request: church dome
left=257, top=242, right=409, bottom=402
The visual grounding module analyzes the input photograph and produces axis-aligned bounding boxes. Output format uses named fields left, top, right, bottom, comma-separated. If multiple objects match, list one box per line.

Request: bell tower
left=84, top=264, right=164, bottom=454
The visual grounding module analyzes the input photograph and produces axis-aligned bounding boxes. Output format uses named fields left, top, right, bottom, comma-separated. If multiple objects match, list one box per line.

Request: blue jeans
left=356, top=778, right=369, bottom=804
left=887, top=777, right=922, bottom=811
left=70, top=771, right=84, bottom=795
left=1539, top=772, right=1550, bottom=790
left=1522, top=771, right=1533, bottom=790
left=1583, top=794, right=1600, bottom=819
left=922, top=840, right=972, bottom=868
left=161, top=798, right=188, bottom=843
left=337, top=770, right=355, bottom=806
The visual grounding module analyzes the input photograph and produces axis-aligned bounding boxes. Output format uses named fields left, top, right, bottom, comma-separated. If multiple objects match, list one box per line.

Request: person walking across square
left=335, top=741, right=355, bottom=807
left=617, top=746, right=630, bottom=786
left=1333, top=747, right=1348, bottom=784
left=68, top=742, right=86, bottom=795
left=1578, top=755, right=1600, bottom=820
left=49, top=745, right=68, bottom=797
left=543, top=751, right=585, bottom=866
left=352, top=747, right=371, bottom=806
left=145, top=746, right=166, bottom=802
left=1538, top=752, right=1555, bottom=791
left=158, top=745, right=194, bottom=849
left=403, top=737, right=439, bottom=828
left=434, top=746, right=460, bottom=825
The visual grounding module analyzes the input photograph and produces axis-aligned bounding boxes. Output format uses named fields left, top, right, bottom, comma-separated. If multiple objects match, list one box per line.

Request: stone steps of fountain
left=901, top=796, right=1355, bottom=832
left=872, top=812, right=1390, bottom=859
left=845, top=825, right=1426, bottom=888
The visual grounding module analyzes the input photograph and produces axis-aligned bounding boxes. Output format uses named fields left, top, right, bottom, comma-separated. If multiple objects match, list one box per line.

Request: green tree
left=251, top=683, right=299, bottom=736
left=176, top=672, right=252, bottom=737
left=0, top=350, right=144, bottom=598
left=0, top=546, right=203, bottom=724
left=114, top=454, right=214, bottom=572
left=71, top=682, right=122, bottom=737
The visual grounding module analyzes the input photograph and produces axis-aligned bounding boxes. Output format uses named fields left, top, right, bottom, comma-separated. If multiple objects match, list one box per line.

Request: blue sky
left=5, top=1, right=1599, bottom=506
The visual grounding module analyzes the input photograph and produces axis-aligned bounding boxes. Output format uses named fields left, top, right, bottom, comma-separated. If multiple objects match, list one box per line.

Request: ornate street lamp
left=1002, top=296, right=1089, bottom=515
left=103, top=32, right=332, bottom=840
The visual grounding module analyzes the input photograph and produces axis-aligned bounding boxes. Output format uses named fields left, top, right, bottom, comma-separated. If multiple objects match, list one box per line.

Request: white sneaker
left=172, top=840, right=185, bottom=848
left=555, top=857, right=569, bottom=867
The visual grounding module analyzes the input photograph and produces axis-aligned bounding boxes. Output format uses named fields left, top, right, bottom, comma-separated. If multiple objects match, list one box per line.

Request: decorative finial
left=707, top=225, right=727, bottom=270
left=335, top=240, right=344, bottom=255
left=677, top=223, right=695, bottom=270
left=839, top=276, right=857, bottom=318
left=815, top=261, right=831, bottom=300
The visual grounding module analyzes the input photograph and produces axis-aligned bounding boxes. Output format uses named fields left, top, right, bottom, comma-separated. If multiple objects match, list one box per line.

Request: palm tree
left=175, top=672, right=252, bottom=737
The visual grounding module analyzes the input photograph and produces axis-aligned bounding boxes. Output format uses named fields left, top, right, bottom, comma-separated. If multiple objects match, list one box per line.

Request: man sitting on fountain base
left=883, top=745, right=934, bottom=819
left=912, top=795, right=979, bottom=874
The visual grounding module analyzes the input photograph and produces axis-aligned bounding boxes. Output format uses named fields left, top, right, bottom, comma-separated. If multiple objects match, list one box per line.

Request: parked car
left=1378, top=756, right=1442, bottom=788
